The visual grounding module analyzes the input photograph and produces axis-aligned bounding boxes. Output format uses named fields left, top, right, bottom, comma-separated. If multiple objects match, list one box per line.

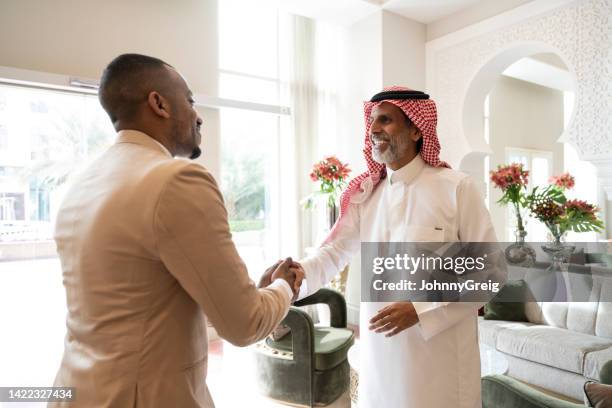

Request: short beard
left=189, top=146, right=201, bottom=159
left=372, top=138, right=410, bottom=165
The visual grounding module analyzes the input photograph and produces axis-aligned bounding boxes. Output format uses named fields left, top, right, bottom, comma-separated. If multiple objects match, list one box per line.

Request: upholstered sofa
left=479, top=264, right=612, bottom=401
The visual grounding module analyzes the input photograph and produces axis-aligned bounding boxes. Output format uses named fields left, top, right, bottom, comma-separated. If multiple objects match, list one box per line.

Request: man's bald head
left=98, top=53, right=204, bottom=159
left=98, top=53, right=174, bottom=124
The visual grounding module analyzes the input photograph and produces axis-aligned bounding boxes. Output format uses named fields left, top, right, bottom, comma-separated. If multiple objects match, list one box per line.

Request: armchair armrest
left=278, top=307, right=315, bottom=365
left=293, top=288, right=347, bottom=328
left=482, top=375, right=584, bottom=408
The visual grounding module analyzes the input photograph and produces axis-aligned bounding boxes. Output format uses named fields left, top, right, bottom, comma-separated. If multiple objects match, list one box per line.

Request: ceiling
left=263, top=0, right=487, bottom=26
left=378, top=0, right=486, bottom=23
left=502, top=53, right=573, bottom=92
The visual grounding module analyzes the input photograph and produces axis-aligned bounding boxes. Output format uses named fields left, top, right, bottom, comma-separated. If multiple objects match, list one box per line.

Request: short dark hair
left=98, top=53, right=173, bottom=123
left=404, top=114, right=423, bottom=153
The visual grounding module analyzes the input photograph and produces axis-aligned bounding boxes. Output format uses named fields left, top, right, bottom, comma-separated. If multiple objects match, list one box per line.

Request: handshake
left=258, top=257, right=305, bottom=301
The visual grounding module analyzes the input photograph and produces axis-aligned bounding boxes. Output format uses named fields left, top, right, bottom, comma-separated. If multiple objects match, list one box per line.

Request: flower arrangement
left=527, top=180, right=604, bottom=243
left=490, top=163, right=530, bottom=232
left=304, top=156, right=351, bottom=212
left=491, top=164, right=604, bottom=245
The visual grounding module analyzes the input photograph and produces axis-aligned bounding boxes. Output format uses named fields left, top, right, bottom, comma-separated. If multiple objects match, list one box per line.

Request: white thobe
left=301, top=155, right=497, bottom=408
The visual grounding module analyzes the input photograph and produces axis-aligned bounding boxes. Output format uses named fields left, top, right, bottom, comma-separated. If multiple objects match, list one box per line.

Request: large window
left=218, top=0, right=289, bottom=278
left=0, top=83, right=115, bottom=387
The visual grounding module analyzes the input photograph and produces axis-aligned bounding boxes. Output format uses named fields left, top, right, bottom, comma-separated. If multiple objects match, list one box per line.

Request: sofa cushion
left=596, top=297, right=612, bottom=339
left=478, top=318, right=535, bottom=347
left=567, top=302, right=599, bottom=335
left=542, top=303, right=570, bottom=329
left=584, top=347, right=612, bottom=381
left=496, top=325, right=612, bottom=374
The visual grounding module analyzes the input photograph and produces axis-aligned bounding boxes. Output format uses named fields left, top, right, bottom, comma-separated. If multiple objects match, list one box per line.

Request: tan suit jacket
left=50, top=130, right=290, bottom=407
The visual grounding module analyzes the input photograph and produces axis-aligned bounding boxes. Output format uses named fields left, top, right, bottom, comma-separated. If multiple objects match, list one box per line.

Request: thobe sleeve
left=415, top=175, right=499, bottom=341
left=154, top=162, right=291, bottom=347
left=299, top=203, right=361, bottom=296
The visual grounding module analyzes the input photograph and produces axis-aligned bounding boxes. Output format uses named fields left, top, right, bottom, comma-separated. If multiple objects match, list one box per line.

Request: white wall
left=0, top=0, right=221, bottom=177
left=338, top=11, right=383, bottom=177
left=382, top=10, right=426, bottom=90
left=488, top=76, right=564, bottom=240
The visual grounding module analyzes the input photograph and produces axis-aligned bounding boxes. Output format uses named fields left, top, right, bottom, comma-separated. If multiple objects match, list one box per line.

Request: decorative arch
left=426, top=0, right=612, bottom=235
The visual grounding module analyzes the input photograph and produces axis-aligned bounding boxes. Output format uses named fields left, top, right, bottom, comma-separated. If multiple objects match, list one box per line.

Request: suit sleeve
left=299, top=203, right=361, bottom=296
left=153, top=162, right=291, bottom=347
left=415, top=176, right=500, bottom=341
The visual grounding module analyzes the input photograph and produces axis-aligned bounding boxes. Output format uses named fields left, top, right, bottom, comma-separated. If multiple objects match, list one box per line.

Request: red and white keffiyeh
left=323, top=85, right=450, bottom=244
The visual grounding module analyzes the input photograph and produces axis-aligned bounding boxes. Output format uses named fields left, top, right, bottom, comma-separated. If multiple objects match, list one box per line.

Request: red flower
left=490, top=163, right=529, bottom=191
left=564, top=199, right=598, bottom=218
left=309, top=156, right=351, bottom=184
left=549, top=172, right=575, bottom=190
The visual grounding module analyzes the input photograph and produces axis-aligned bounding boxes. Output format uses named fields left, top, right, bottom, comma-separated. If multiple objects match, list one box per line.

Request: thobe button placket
left=388, top=183, right=407, bottom=241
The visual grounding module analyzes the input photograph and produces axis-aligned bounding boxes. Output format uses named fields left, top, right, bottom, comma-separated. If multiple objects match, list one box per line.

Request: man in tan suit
left=50, top=54, right=301, bottom=407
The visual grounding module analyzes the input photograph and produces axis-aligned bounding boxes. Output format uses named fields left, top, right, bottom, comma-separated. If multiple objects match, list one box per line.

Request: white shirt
left=301, top=155, right=498, bottom=408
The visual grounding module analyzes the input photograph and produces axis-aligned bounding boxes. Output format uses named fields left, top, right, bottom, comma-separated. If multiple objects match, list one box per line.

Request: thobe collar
left=115, top=129, right=173, bottom=158
left=387, top=154, right=426, bottom=185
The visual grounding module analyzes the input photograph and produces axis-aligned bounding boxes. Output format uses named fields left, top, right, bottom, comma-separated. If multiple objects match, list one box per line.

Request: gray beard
left=372, top=140, right=410, bottom=165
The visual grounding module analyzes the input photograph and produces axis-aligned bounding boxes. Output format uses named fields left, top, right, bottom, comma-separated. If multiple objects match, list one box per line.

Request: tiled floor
left=207, top=339, right=351, bottom=408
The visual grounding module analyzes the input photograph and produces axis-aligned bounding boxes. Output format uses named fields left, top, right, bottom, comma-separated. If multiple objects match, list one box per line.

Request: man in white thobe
left=293, top=87, right=498, bottom=408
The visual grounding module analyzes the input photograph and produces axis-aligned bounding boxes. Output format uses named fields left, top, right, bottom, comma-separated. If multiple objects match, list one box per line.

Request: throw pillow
left=584, top=381, right=612, bottom=408
left=483, top=279, right=531, bottom=322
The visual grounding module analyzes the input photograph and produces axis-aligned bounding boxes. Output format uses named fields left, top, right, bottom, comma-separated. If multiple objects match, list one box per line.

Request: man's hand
left=259, top=258, right=304, bottom=301
left=288, top=261, right=305, bottom=295
left=258, top=260, right=282, bottom=289
left=368, top=302, right=419, bottom=337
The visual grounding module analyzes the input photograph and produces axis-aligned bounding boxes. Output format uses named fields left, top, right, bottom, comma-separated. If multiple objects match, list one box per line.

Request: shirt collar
left=115, top=130, right=173, bottom=158
left=387, top=154, right=426, bottom=185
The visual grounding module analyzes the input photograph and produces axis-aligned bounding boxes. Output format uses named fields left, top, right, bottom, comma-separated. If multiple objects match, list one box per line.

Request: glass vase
left=542, top=224, right=575, bottom=264
left=327, top=202, right=339, bottom=230
left=504, top=229, right=536, bottom=266
left=541, top=224, right=574, bottom=301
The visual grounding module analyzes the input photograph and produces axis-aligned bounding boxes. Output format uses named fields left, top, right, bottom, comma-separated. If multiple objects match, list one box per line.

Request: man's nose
left=196, top=116, right=203, bottom=127
left=370, top=119, right=381, bottom=134
left=369, top=125, right=381, bottom=141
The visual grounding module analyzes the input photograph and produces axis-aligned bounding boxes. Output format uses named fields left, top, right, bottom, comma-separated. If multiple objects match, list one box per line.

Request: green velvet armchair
left=253, top=288, right=355, bottom=407
left=482, top=361, right=612, bottom=408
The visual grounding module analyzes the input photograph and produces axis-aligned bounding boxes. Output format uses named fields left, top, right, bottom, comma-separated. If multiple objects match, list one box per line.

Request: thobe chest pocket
left=403, top=225, right=445, bottom=242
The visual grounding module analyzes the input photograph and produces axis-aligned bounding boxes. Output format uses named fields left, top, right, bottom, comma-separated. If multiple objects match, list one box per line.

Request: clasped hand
left=258, top=258, right=305, bottom=301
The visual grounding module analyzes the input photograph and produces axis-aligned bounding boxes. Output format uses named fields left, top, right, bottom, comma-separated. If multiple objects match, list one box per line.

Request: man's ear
left=147, top=91, right=171, bottom=119
left=409, top=126, right=423, bottom=143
